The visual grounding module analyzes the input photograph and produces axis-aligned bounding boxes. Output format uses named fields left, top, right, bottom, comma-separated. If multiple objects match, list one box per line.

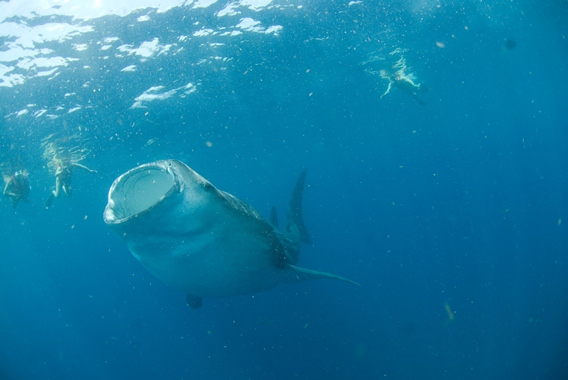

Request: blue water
left=1, top=1, right=567, bottom=379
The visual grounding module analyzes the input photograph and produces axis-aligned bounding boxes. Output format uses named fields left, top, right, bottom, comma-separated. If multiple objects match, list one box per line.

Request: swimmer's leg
left=45, top=178, right=61, bottom=207
left=380, top=82, right=392, bottom=99
left=54, top=177, right=62, bottom=198
left=63, top=184, right=71, bottom=197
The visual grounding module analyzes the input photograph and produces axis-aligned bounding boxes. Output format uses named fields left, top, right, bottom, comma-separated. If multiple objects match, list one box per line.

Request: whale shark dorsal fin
left=286, top=169, right=311, bottom=244
left=186, top=294, right=203, bottom=309
left=270, top=206, right=279, bottom=229
left=286, top=264, right=360, bottom=286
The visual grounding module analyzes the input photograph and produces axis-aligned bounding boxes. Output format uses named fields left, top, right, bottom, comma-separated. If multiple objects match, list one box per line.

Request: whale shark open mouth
left=104, top=162, right=176, bottom=224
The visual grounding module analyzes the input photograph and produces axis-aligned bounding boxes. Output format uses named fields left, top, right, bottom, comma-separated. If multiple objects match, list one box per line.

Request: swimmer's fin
left=415, top=96, right=427, bottom=106
left=186, top=294, right=203, bottom=309
left=45, top=193, right=54, bottom=208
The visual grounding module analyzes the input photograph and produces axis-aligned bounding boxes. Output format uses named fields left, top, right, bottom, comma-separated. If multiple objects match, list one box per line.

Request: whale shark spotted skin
left=103, top=160, right=357, bottom=308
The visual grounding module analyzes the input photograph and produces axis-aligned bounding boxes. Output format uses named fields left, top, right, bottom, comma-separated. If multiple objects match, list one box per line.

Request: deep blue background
left=1, top=1, right=567, bottom=379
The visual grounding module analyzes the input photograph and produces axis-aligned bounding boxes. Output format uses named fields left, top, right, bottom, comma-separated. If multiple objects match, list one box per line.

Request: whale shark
left=103, top=160, right=358, bottom=308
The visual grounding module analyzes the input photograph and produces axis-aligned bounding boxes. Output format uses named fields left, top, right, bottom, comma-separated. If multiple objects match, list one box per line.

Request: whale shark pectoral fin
left=286, top=264, right=360, bottom=286
left=186, top=294, right=203, bottom=309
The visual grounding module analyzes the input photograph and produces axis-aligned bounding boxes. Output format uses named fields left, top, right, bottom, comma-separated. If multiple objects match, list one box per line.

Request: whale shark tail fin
left=286, top=265, right=360, bottom=286
left=286, top=169, right=311, bottom=244
left=269, top=206, right=279, bottom=229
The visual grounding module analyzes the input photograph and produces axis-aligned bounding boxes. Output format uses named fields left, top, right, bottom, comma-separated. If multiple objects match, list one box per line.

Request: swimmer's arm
left=380, top=82, right=392, bottom=99
left=72, top=163, right=97, bottom=174
left=3, top=178, right=15, bottom=195
left=3, top=182, right=17, bottom=197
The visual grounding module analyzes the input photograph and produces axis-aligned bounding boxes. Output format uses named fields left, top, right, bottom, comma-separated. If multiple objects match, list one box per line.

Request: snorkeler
left=379, top=68, right=426, bottom=106
left=3, top=170, right=30, bottom=209
left=365, top=49, right=427, bottom=105
left=45, top=157, right=97, bottom=208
